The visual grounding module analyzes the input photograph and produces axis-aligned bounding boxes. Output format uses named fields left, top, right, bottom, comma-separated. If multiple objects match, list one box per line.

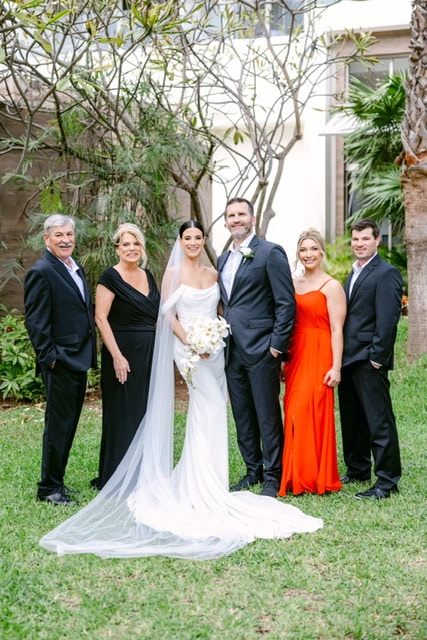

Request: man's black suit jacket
left=342, top=253, right=403, bottom=370
left=218, top=235, right=295, bottom=366
left=24, top=250, right=97, bottom=373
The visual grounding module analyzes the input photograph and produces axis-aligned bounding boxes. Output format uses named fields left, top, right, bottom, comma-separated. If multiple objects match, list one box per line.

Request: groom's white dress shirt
left=221, top=233, right=255, bottom=298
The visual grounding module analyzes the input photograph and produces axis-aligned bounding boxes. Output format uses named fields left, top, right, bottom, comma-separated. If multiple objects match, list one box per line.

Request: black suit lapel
left=77, top=267, right=91, bottom=307
left=348, top=255, right=380, bottom=302
left=230, top=256, right=250, bottom=296
left=343, top=273, right=352, bottom=301
left=229, top=236, right=258, bottom=299
left=45, top=251, right=88, bottom=304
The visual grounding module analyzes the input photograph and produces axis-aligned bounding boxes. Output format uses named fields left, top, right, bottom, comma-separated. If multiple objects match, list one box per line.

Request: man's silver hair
left=43, top=214, right=75, bottom=234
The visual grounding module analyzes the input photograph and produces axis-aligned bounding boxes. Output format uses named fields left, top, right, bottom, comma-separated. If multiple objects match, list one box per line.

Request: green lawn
left=0, top=318, right=426, bottom=639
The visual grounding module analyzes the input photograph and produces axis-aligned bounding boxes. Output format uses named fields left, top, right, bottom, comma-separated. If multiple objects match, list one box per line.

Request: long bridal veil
left=40, top=238, right=322, bottom=560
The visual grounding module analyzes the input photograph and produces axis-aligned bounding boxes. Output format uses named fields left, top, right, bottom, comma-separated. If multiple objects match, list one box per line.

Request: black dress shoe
left=340, top=474, right=371, bottom=484
left=230, top=474, right=263, bottom=492
left=355, top=486, right=398, bottom=500
left=261, top=480, right=279, bottom=498
left=37, top=491, right=78, bottom=506
left=63, top=485, right=80, bottom=496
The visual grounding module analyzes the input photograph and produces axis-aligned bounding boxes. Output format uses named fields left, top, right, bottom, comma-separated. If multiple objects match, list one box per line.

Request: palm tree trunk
left=400, top=0, right=427, bottom=361
left=401, top=169, right=427, bottom=361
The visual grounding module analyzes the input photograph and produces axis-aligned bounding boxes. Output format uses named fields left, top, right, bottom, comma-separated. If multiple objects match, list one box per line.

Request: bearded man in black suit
left=218, top=197, right=295, bottom=498
left=25, top=214, right=97, bottom=505
left=338, top=218, right=402, bottom=500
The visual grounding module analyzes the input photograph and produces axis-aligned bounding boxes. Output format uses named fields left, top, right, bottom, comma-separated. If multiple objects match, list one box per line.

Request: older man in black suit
left=338, top=218, right=402, bottom=500
left=218, top=197, right=295, bottom=498
left=25, top=214, right=97, bottom=505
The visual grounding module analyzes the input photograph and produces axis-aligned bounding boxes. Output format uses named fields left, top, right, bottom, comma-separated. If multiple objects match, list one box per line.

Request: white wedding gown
left=40, top=283, right=322, bottom=560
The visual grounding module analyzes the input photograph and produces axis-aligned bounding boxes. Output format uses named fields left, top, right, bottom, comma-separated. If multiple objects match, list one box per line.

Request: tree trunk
left=401, top=167, right=427, bottom=361
left=400, top=0, right=427, bottom=360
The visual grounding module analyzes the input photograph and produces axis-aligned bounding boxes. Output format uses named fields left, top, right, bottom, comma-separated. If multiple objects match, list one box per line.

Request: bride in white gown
left=40, top=221, right=322, bottom=560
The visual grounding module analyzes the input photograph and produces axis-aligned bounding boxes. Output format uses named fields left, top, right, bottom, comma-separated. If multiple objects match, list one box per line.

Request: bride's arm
left=172, top=316, right=188, bottom=346
left=161, top=267, right=188, bottom=346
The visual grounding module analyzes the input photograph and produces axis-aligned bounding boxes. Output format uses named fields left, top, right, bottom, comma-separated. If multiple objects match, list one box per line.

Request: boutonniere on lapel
left=239, top=247, right=255, bottom=261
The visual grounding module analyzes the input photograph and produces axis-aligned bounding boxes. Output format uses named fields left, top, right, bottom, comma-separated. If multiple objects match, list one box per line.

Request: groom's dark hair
left=225, top=197, right=254, bottom=217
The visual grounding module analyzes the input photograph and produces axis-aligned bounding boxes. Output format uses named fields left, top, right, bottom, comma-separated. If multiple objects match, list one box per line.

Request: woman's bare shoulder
left=205, top=265, right=218, bottom=282
left=323, top=276, right=344, bottom=292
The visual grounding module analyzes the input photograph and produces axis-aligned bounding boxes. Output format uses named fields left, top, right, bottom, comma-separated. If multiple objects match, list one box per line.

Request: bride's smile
left=180, top=227, right=205, bottom=259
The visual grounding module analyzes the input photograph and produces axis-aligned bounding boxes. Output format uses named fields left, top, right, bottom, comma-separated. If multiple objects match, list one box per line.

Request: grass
left=0, top=317, right=426, bottom=639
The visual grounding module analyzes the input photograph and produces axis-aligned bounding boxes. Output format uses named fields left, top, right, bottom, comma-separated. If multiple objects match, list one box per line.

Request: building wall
left=0, top=106, right=47, bottom=312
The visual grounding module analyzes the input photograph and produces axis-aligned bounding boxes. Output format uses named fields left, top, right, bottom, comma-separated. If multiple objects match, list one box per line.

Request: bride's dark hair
left=179, top=220, right=205, bottom=237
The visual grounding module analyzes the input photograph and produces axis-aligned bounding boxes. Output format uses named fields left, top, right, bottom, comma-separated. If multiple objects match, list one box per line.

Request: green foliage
left=32, top=88, right=205, bottom=288
left=325, top=236, right=354, bottom=285
left=0, top=307, right=45, bottom=402
left=378, top=243, right=408, bottom=293
left=87, top=361, right=101, bottom=396
left=39, top=178, right=63, bottom=214
left=352, top=165, right=404, bottom=233
left=337, top=72, right=406, bottom=233
left=0, top=305, right=101, bottom=402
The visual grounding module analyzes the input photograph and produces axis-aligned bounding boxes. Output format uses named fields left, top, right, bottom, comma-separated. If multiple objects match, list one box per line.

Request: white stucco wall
left=211, top=0, right=412, bottom=264
left=318, top=0, right=411, bottom=33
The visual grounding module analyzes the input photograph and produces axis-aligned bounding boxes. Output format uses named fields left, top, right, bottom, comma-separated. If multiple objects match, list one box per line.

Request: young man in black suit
left=24, top=214, right=97, bottom=505
left=218, top=197, right=295, bottom=497
left=338, top=218, right=403, bottom=500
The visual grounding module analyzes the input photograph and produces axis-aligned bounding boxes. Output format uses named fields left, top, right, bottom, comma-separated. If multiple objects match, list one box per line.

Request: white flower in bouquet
left=181, top=316, right=229, bottom=387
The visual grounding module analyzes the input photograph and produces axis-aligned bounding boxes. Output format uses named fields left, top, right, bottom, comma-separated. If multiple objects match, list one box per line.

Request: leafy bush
left=378, top=243, right=407, bottom=294
left=325, top=237, right=354, bottom=285
left=0, top=307, right=45, bottom=401
left=0, top=305, right=101, bottom=402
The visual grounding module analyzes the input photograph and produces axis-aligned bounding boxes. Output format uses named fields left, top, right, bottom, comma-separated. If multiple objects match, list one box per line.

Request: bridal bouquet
left=181, top=316, right=229, bottom=387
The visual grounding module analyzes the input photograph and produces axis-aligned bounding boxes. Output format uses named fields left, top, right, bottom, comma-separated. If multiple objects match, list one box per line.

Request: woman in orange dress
left=279, top=229, right=346, bottom=496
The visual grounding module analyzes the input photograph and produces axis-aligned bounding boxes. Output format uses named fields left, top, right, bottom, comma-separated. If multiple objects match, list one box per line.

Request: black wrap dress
left=97, top=267, right=160, bottom=488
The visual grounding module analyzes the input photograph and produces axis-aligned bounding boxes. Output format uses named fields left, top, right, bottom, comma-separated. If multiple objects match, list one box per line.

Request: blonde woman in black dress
left=92, top=223, right=160, bottom=489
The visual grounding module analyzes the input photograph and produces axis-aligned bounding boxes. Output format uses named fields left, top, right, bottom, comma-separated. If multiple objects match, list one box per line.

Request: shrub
left=0, top=307, right=45, bottom=401
left=325, top=237, right=354, bottom=285
left=0, top=305, right=101, bottom=402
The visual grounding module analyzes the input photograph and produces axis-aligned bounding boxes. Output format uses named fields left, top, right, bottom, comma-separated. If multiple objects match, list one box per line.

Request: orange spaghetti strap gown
left=279, top=282, right=342, bottom=496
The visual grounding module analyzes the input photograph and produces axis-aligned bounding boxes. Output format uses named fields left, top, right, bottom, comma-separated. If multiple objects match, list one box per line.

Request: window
left=207, top=1, right=307, bottom=38
left=349, top=56, right=408, bottom=89
left=269, top=1, right=305, bottom=37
